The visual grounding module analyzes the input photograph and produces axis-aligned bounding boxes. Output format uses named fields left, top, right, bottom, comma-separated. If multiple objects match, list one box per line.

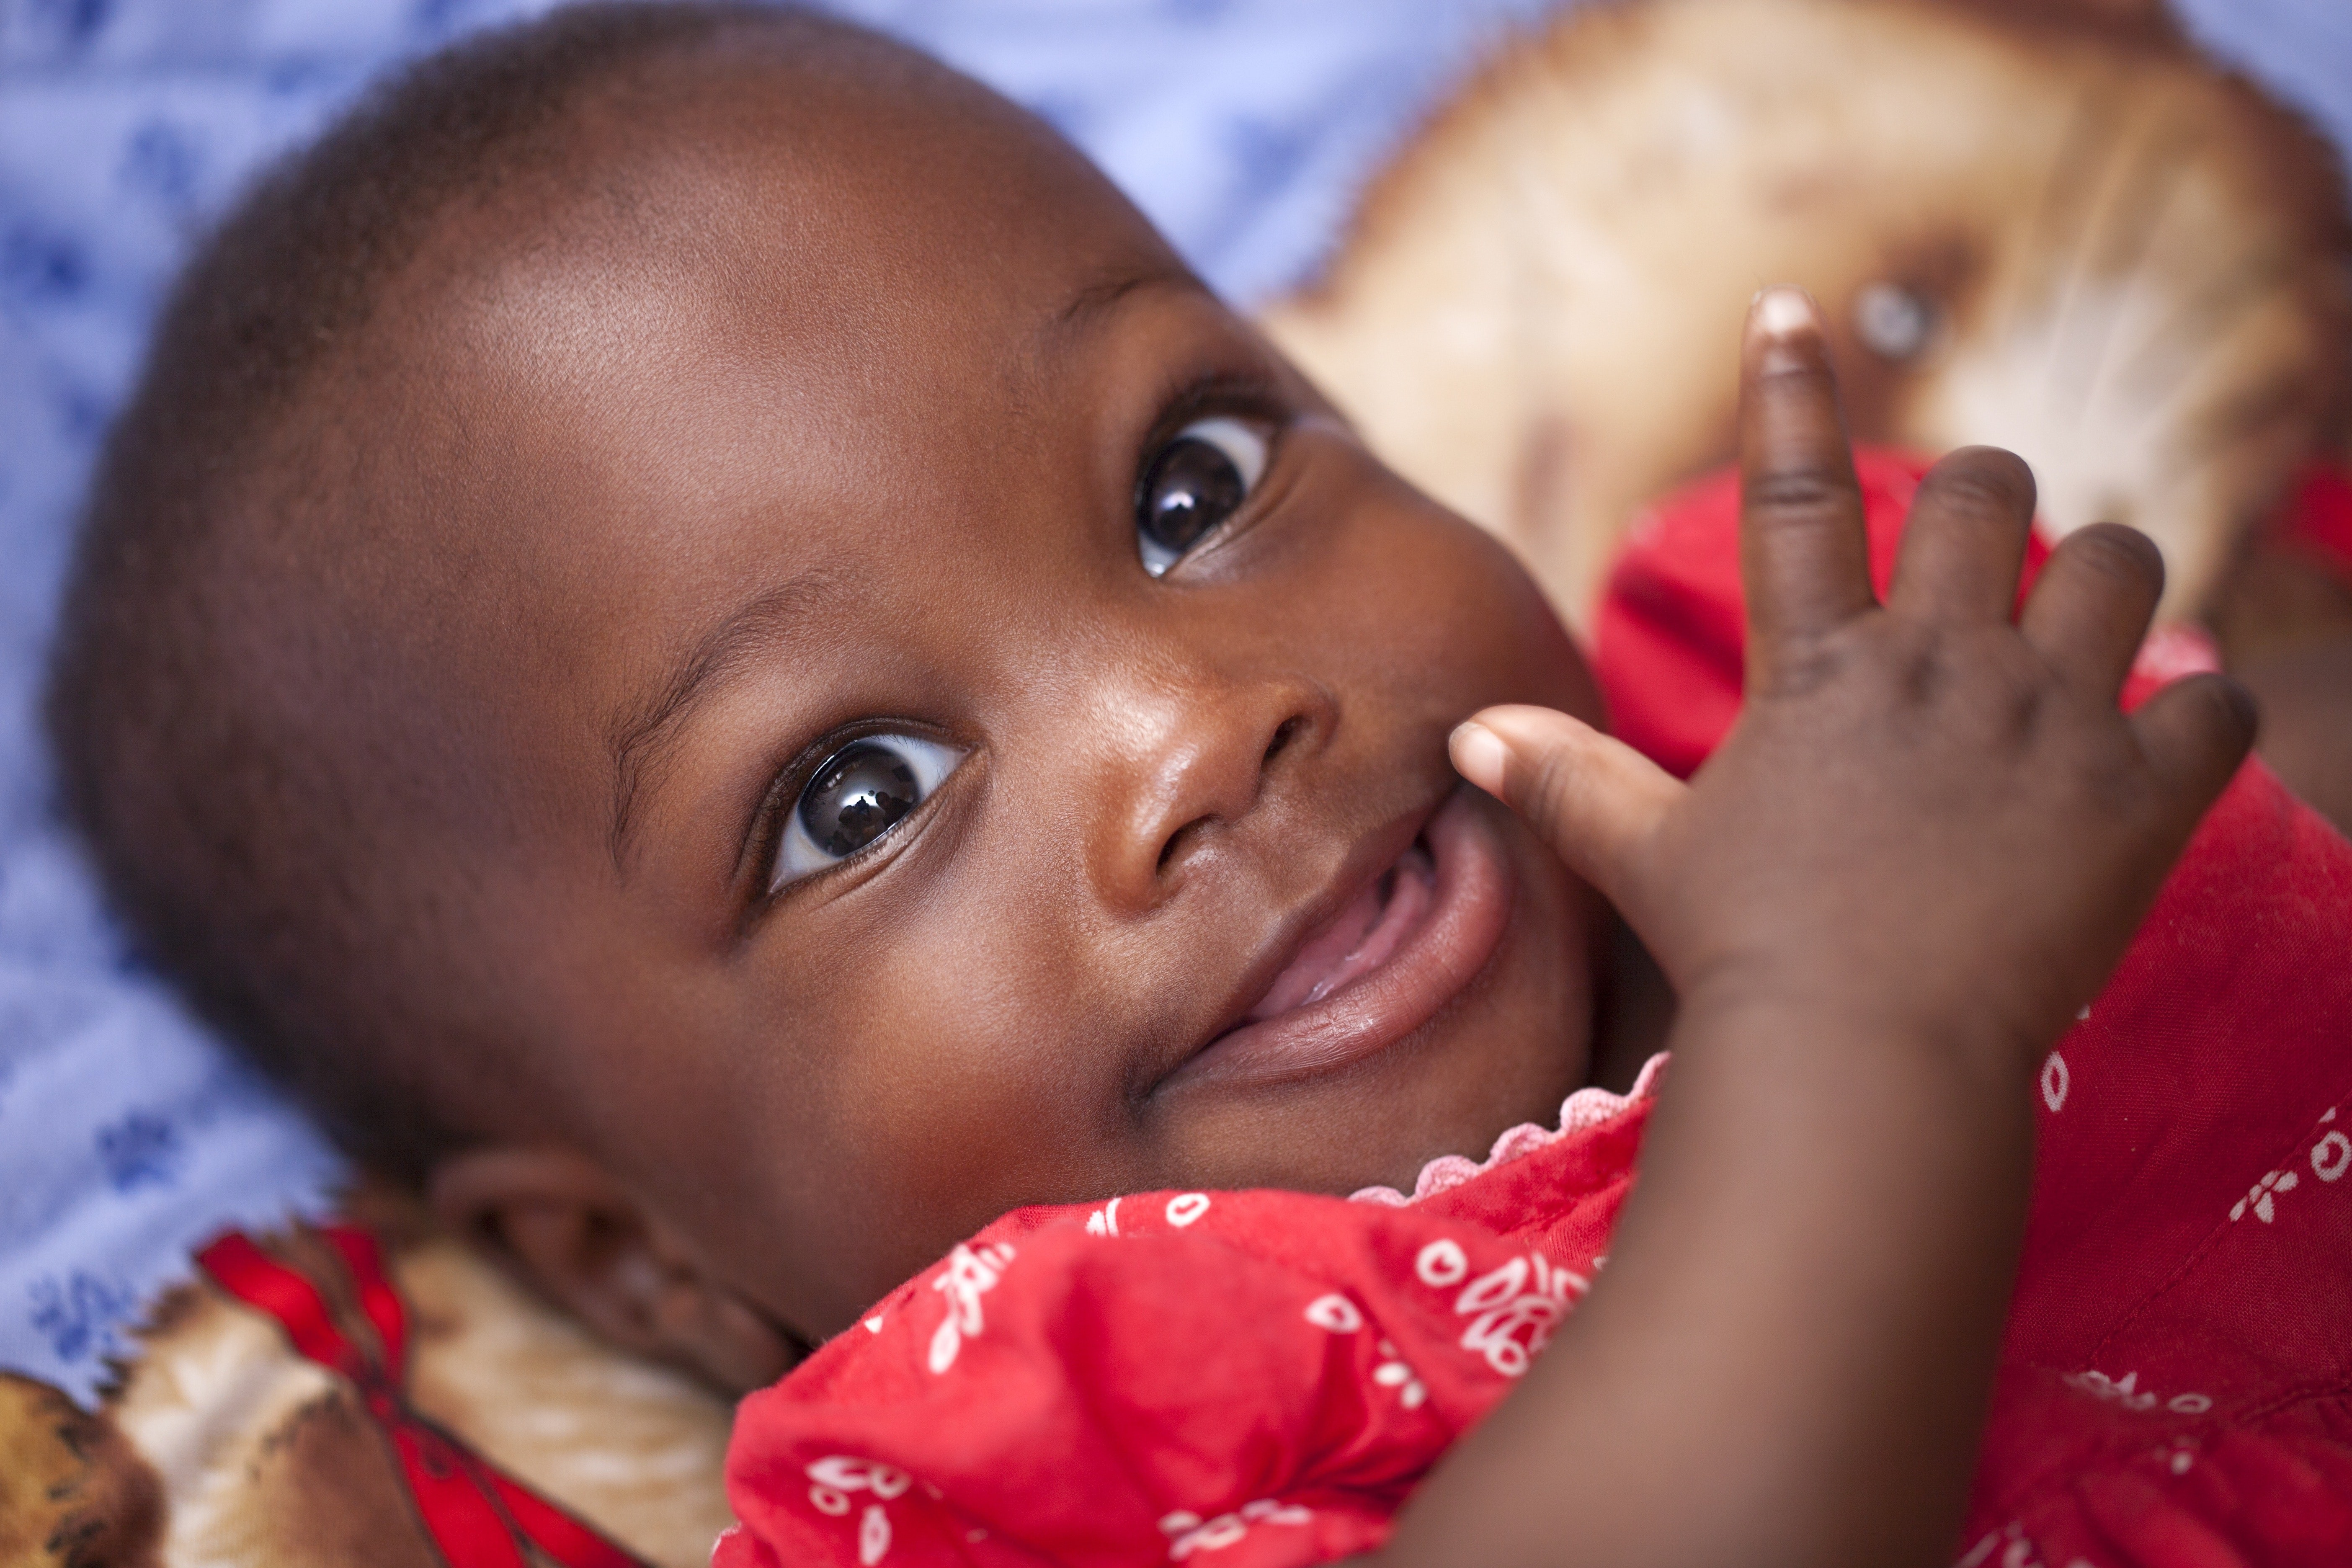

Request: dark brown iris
left=800, top=741, right=921, bottom=856
left=1138, top=433, right=1247, bottom=560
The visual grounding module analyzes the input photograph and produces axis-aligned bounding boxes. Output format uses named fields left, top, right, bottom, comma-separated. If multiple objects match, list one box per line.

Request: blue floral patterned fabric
left=1, top=0, right=2345, bottom=1403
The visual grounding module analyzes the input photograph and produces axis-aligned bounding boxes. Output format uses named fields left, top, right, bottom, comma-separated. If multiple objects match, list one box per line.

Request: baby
left=41, top=5, right=2352, bottom=1566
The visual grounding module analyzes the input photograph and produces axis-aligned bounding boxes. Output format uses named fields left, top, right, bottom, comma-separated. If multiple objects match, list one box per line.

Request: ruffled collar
left=1348, top=1052, right=1668, bottom=1207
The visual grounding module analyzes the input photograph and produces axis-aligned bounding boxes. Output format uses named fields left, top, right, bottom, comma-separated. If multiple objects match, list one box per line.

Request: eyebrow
left=1049, top=259, right=1207, bottom=340
left=606, top=571, right=832, bottom=870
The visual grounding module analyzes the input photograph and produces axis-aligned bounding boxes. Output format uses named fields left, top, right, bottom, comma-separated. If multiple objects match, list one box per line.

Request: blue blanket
left=3, top=0, right=2345, bottom=1401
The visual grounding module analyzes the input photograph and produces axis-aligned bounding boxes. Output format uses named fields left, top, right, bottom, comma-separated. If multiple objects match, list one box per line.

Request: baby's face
left=368, top=49, right=1606, bottom=1341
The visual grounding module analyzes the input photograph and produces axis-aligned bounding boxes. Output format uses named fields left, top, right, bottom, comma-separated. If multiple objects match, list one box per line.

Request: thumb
left=1450, top=704, right=1683, bottom=927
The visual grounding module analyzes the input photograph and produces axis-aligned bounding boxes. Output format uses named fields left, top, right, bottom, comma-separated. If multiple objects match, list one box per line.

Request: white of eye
left=1185, top=416, right=1268, bottom=487
left=1135, top=415, right=1272, bottom=577
left=770, top=733, right=963, bottom=891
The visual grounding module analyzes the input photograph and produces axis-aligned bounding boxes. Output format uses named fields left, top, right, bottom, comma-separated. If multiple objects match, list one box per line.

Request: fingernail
left=1752, top=286, right=1817, bottom=338
left=1450, top=721, right=1509, bottom=797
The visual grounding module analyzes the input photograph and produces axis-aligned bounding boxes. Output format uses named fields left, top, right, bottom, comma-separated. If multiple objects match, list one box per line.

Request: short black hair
left=43, top=0, right=868, bottom=1180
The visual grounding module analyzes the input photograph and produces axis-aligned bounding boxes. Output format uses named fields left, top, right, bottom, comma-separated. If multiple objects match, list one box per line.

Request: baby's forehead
left=410, top=37, right=1156, bottom=342
left=287, top=36, right=1189, bottom=810
left=378, top=38, right=1175, bottom=500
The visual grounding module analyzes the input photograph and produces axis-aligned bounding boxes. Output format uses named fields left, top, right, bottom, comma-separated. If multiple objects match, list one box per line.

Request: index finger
left=1739, top=288, right=1874, bottom=689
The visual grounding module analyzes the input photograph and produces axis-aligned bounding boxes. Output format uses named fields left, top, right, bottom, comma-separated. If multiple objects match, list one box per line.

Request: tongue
left=1246, top=844, right=1436, bottom=1023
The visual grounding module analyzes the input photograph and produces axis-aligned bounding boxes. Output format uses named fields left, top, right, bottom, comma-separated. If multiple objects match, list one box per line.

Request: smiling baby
left=43, top=6, right=2352, bottom=1567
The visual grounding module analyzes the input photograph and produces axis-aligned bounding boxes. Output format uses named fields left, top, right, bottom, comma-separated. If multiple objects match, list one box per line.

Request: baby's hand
left=1452, top=288, right=2253, bottom=1065
left=1392, top=291, right=2257, bottom=1568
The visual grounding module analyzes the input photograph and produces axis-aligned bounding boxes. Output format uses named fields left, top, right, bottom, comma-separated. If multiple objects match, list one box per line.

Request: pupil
left=800, top=742, right=920, bottom=856
left=1141, top=436, right=1246, bottom=554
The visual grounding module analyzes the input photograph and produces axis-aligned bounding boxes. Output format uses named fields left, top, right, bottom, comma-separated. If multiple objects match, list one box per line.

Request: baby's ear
left=427, top=1145, right=799, bottom=1394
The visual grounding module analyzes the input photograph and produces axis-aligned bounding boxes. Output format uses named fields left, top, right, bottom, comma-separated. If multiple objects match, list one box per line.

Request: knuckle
left=1918, top=634, right=2041, bottom=733
left=1745, top=465, right=1852, bottom=519
left=1753, top=357, right=1836, bottom=395
left=1527, top=745, right=1586, bottom=830
left=1752, top=628, right=1856, bottom=700
left=1982, top=647, right=2051, bottom=732
left=1888, top=631, right=1947, bottom=705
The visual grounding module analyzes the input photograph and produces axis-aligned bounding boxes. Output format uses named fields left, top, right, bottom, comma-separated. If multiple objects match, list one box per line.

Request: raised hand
left=1386, top=289, right=2253, bottom=1568
left=1452, top=289, right=2252, bottom=1060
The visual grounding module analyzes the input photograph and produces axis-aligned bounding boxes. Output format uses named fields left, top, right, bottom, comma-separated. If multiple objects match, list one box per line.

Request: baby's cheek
left=1387, top=505, right=1592, bottom=719
left=755, top=939, right=1114, bottom=1319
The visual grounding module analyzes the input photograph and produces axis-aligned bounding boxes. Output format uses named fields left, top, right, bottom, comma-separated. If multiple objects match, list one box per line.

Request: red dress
left=719, top=456, right=2352, bottom=1568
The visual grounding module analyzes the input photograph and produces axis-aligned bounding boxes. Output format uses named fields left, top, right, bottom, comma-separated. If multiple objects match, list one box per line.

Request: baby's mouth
left=1243, top=843, right=1436, bottom=1023
left=1168, top=787, right=1515, bottom=1091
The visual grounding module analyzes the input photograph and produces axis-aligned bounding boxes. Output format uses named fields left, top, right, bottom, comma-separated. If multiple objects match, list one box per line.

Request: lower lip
left=1168, top=788, right=1516, bottom=1090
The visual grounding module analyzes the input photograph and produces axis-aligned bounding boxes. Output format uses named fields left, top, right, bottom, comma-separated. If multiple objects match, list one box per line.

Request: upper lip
left=1158, top=786, right=1450, bottom=1086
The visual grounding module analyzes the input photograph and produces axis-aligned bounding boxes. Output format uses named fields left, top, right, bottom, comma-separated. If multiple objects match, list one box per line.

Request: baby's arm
left=1375, top=291, right=2255, bottom=1568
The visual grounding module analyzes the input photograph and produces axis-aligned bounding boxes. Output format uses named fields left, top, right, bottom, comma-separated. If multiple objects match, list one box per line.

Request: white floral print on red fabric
left=925, top=1242, right=1014, bottom=1374
left=2063, top=1369, right=2210, bottom=1416
left=2226, top=1102, right=2352, bottom=1225
left=1953, top=1522, right=2092, bottom=1568
left=1157, top=1500, right=1313, bottom=1561
left=1300, top=1291, right=1432, bottom=1408
left=804, top=1457, right=913, bottom=1566
left=1448, top=1251, right=1586, bottom=1377
left=2039, top=1050, right=2069, bottom=1113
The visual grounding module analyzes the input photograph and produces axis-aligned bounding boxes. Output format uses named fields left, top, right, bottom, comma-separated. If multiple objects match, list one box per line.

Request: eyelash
left=741, top=721, right=950, bottom=901
left=1139, top=370, right=1289, bottom=472
left=1128, top=372, right=1289, bottom=580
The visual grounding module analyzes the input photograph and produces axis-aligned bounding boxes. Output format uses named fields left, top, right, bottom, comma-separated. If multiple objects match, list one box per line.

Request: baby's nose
left=1082, top=669, right=1335, bottom=911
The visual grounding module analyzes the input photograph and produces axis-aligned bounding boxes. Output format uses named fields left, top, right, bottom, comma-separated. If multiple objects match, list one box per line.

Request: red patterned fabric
left=720, top=456, right=2352, bottom=1568
left=197, top=1226, right=652, bottom=1568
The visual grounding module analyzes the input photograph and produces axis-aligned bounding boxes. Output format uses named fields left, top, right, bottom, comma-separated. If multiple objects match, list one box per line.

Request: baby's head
left=48, top=3, right=1616, bottom=1385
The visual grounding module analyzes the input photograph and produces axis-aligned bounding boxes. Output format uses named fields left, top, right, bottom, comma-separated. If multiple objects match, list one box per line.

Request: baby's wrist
left=1671, top=962, right=2049, bottom=1088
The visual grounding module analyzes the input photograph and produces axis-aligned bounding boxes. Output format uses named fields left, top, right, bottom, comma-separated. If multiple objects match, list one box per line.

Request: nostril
left=1153, top=713, right=1314, bottom=881
left=1157, top=815, right=1208, bottom=874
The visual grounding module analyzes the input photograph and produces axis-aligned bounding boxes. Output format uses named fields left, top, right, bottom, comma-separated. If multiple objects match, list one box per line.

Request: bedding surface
left=2, top=0, right=2347, bottom=1402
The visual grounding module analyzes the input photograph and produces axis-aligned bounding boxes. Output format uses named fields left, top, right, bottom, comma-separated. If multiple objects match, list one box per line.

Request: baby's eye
left=771, top=734, right=962, bottom=890
left=1135, top=415, right=1269, bottom=576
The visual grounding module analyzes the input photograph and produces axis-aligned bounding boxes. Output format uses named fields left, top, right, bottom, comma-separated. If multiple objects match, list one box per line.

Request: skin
left=234, top=32, right=2267, bottom=1559
left=1382, top=296, right=2250, bottom=1565
left=253, top=39, right=1650, bottom=1384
